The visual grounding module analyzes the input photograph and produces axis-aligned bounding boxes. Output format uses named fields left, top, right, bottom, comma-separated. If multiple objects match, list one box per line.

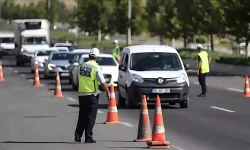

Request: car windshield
left=37, top=50, right=52, bottom=56
left=1, top=37, right=14, bottom=43
left=83, top=57, right=117, bottom=66
left=52, top=53, right=75, bottom=60
left=130, top=52, right=182, bottom=71
left=22, top=37, right=48, bottom=45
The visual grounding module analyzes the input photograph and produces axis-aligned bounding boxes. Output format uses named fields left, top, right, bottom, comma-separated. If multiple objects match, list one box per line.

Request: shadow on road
left=68, top=104, right=179, bottom=110
left=187, top=71, right=239, bottom=77
left=21, top=116, right=57, bottom=118
left=1, top=141, right=83, bottom=144
left=48, top=88, right=75, bottom=92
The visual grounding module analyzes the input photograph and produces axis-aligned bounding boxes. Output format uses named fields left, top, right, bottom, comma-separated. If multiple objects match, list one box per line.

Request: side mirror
left=119, top=64, right=126, bottom=71
left=184, top=64, right=191, bottom=70
left=73, top=62, right=79, bottom=66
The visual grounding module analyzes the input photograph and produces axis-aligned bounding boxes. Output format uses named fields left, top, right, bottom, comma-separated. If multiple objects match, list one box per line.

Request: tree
left=222, top=0, right=250, bottom=56
left=146, top=0, right=180, bottom=44
left=176, top=0, right=198, bottom=48
left=1, top=0, right=15, bottom=23
left=77, top=0, right=115, bottom=41
left=113, top=0, right=147, bottom=35
left=193, top=0, right=225, bottom=51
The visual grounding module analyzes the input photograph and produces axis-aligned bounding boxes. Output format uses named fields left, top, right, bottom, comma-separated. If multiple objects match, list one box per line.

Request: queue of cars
left=27, top=43, right=191, bottom=109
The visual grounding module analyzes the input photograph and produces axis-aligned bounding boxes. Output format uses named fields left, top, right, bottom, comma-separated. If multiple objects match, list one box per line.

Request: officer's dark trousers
left=198, top=73, right=207, bottom=95
left=75, top=95, right=99, bottom=140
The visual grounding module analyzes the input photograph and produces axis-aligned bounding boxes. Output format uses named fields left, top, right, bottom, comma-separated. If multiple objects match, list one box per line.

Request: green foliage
left=0, top=0, right=69, bottom=24
left=178, top=49, right=250, bottom=66
left=146, top=0, right=181, bottom=40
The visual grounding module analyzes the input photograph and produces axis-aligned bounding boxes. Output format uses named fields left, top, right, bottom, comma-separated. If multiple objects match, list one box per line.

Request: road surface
left=0, top=56, right=250, bottom=150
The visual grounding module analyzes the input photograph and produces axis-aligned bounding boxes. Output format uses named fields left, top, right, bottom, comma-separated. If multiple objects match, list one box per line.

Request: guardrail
left=183, top=59, right=250, bottom=76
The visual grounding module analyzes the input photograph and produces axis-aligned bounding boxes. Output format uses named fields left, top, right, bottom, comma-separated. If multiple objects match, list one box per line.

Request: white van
left=117, top=45, right=190, bottom=108
left=0, top=32, right=15, bottom=56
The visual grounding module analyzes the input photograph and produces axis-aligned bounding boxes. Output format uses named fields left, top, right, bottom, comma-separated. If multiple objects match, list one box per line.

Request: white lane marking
left=67, top=97, right=77, bottom=102
left=171, top=145, right=184, bottom=150
left=97, top=110, right=103, bottom=114
left=227, top=88, right=244, bottom=93
left=121, top=122, right=134, bottom=128
left=193, top=82, right=199, bottom=85
left=29, top=79, right=33, bottom=82
left=8, top=67, right=12, bottom=70
left=21, top=74, right=26, bottom=78
left=210, top=106, right=235, bottom=113
left=13, top=70, right=18, bottom=73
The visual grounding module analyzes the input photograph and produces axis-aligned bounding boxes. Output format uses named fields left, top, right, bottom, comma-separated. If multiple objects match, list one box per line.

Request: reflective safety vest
left=78, top=60, right=100, bottom=96
left=198, top=51, right=210, bottom=74
left=112, top=45, right=119, bottom=58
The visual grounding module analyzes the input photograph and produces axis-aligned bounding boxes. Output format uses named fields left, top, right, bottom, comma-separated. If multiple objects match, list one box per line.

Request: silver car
left=30, top=48, right=58, bottom=73
left=43, top=51, right=75, bottom=79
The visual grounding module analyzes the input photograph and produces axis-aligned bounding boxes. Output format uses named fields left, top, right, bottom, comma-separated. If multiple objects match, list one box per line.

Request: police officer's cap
left=197, top=44, right=203, bottom=50
left=89, top=48, right=100, bottom=57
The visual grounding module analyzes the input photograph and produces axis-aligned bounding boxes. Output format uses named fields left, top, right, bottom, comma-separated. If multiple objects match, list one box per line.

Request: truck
left=0, top=31, right=15, bottom=57
left=13, top=19, right=50, bottom=66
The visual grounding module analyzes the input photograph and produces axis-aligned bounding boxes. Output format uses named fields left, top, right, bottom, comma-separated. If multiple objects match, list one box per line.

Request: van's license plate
left=152, top=88, right=170, bottom=93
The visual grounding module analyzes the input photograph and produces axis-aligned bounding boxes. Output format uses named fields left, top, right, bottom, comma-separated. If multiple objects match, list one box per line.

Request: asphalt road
left=0, top=56, right=250, bottom=150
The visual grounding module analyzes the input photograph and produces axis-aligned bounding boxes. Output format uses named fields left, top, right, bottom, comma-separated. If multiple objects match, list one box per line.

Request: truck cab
left=14, top=19, right=50, bottom=66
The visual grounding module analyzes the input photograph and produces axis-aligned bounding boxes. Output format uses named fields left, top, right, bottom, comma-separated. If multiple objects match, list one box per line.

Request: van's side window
left=121, top=52, right=126, bottom=64
left=124, top=54, right=128, bottom=67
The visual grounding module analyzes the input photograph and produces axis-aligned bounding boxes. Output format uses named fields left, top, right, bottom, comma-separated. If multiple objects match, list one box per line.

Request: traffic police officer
left=112, top=40, right=120, bottom=63
left=74, top=48, right=111, bottom=143
left=197, top=44, right=211, bottom=97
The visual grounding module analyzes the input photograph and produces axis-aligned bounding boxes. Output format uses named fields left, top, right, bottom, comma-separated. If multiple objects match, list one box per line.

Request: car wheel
left=179, top=100, right=188, bottom=108
left=125, top=91, right=136, bottom=109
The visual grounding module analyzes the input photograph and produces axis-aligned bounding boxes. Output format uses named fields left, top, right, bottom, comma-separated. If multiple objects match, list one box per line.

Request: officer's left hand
left=107, top=92, right=111, bottom=100
left=197, top=71, right=199, bottom=75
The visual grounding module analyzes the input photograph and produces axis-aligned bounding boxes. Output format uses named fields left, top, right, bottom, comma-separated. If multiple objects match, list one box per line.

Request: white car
left=117, top=45, right=191, bottom=108
left=71, top=53, right=119, bottom=90
left=30, top=47, right=58, bottom=73
left=54, top=43, right=72, bottom=50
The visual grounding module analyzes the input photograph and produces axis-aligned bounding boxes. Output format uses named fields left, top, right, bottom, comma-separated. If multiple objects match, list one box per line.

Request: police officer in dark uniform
left=74, top=48, right=111, bottom=143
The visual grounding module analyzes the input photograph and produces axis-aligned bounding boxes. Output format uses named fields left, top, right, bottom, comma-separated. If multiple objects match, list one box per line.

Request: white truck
left=0, top=31, right=15, bottom=57
left=13, top=19, right=50, bottom=66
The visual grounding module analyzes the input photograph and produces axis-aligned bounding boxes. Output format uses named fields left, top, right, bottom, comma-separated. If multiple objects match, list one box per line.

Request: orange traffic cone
left=134, top=95, right=152, bottom=142
left=33, top=64, right=40, bottom=87
left=0, top=61, right=4, bottom=81
left=147, top=95, right=170, bottom=149
left=243, top=76, right=250, bottom=97
left=53, top=70, right=63, bottom=98
left=104, top=84, right=120, bottom=124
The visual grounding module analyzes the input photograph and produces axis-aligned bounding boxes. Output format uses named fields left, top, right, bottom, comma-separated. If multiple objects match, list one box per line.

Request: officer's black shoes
left=74, top=134, right=81, bottom=142
left=198, top=93, right=206, bottom=97
left=85, top=139, right=96, bottom=143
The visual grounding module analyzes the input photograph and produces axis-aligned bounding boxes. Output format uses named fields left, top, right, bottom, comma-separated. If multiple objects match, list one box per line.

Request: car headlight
left=21, top=47, right=24, bottom=52
left=177, top=73, right=187, bottom=83
left=132, top=74, right=144, bottom=83
left=48, top=63, right=56, bottom=70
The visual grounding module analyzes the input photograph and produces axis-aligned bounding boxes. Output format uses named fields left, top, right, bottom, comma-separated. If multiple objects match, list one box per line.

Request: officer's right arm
left=96, top=69, right=110, bottom=100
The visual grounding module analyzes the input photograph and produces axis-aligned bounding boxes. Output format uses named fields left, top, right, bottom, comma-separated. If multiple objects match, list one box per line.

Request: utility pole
left=46, top=0, right=51, bottom=21
left=127, top=0, right=132, bottom=45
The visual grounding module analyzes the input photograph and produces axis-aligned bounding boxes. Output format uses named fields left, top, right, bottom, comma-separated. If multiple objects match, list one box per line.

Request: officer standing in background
left=74, top=48, right=111, bottom=143
left=112, top=40, right=121, bottom=63
left=197, top=44, right=211, bottom=97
